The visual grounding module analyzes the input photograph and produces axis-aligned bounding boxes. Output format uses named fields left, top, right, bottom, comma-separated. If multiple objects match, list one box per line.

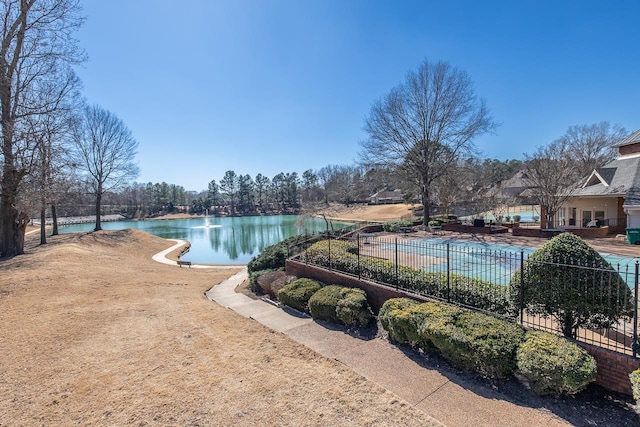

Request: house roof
left=573, top=156, right=640, bottom=202
left=613, top=128, right=640, bottom=147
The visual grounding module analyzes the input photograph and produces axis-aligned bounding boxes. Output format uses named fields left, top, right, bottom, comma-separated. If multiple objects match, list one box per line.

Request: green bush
left=510, top=232, right=633, bottom=337
left=382, top=220, right=414, bottom=232
left=304, top=240, right=510, bottom=315
left=417, top=302, right=464, bottom=351
left=379, top=298, right=420, bottom=343
left=428, top=311, right=525, bottom=379
left=308, top=285, right=344, bottom=323
left=308, top=285, right=374, bottom=327
left=277, top=278, right=323, bottom=312
left=516, top=330, right=597, bottom=396
left=630, top=369, right=640, bottom=404
left=248, top=234, right=323, bottom=274
left=335, top=287, right=374, bottom=327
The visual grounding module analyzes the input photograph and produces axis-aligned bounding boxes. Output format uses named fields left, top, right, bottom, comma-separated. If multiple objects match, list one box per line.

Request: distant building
left=368, top=189, right=404, bottom=204
left=558, top=129, right=640, bottom=232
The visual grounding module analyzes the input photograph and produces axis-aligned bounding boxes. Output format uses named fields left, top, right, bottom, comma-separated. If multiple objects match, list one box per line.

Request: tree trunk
left=51, top=203, right=59, bottom=236
left=561, top=312, right=576, bottom=338
left=0, top=198, right=24, bottom=258
left=421, top=181, right=431, bottom=226
left=40, top=205, right=47, bottom=245
left=95, top=192, right=102, bottom=231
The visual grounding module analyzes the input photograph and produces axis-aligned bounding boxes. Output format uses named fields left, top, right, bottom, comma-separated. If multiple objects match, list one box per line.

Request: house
left=556, top=129, right=640, bottom=235
left=368, top=189, right=403, bottom=204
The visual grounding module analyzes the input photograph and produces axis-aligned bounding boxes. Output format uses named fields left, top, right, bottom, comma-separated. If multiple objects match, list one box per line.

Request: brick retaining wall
left=285, top=258, right=429, bottom=313
left=579, top=343, right=639, bottom=395
left=285, top=259, right=639, bottom=396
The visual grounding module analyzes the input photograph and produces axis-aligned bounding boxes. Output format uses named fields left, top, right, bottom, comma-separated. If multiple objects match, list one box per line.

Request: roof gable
left=614, top=129, right=640, bottom=148
left=574, top=156, right=640, bottom=197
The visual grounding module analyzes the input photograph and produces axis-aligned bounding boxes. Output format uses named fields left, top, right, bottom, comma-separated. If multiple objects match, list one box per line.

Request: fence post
left=395, top=237, right=399, bottom=290
left=357, top=233, right=361, bottom=280
left=328, top=235, right=331, bottom=271
left=634, top=261, right=639, bottom=358
left=519, top=250, right=525, bottom=324
left=446, top=243, right=451, bottom=302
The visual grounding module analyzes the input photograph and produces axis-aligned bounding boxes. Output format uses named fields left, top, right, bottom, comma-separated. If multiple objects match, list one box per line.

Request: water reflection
left=60, top=215, right=343, bottom=264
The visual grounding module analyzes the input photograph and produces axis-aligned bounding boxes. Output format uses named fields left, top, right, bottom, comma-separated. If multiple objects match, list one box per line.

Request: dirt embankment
left=0, top=229, right=435, bottom=426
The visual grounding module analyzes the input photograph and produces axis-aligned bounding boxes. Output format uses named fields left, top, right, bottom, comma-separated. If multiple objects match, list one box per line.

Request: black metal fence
left=291, top=233, right=639, bottom=357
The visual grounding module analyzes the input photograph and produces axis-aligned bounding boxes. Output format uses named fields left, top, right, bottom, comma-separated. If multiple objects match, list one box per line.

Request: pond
left=60, top=215, right=348, bottom=264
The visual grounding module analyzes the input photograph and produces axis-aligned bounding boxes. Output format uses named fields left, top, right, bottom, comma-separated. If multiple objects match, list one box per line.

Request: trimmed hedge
left=308, top=285, right=344, bottom=323
left=630, top=369, right=640, bottom=404
left=510, top=232, right=632, bottom=338
left=428, top=311, right=525, bottom=379
left=308, top=285, right=373, bottom=327
left=516, top=330, right=597, bottom=396
left=248, top=234, right=323, bottom=274
left=379, top=298, right=420, bottom=344
left=278, top=278, right=323, bottom=312
left=380, top=298, right=523, bottom=379
left=304, top=240, right=510, bottom=314
left=336, top=287, right=374, bottom=327
left=382, top=220, right=415, bottom=232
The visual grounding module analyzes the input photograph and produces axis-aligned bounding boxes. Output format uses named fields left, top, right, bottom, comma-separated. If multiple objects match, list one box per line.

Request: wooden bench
left=177, top=260, right=192, bottom=268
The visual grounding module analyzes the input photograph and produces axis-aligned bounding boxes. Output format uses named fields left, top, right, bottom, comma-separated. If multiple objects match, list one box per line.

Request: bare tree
left=431, top=161, right=467, bottom=218
left=0, top=0, right=84, bottom=257
left=523, top=140, right=580, bottom=228
left=72, top=105, right=139, bottom=231
left=360, top=59, right=495, bottom=224
left=558, top=121, right=627, bottom=178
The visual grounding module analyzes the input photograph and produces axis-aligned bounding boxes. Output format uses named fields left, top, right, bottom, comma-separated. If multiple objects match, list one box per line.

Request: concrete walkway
left=204, top=269, right=570, bottom=427
left=152, top=239, right=241, bottom=269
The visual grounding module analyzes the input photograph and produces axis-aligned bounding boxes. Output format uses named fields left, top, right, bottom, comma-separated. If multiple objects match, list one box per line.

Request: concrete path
left=152, top=239, right=241, bottom=269
left=205, top=269, right=570, bottom=427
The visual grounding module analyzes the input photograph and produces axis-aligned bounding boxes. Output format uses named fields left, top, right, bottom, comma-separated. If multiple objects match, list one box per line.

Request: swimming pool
left=394, top=237, right=638, bottom=287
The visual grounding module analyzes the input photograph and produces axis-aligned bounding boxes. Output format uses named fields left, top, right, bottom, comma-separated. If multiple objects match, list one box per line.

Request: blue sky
left=76, top=0, right=640, bottom=192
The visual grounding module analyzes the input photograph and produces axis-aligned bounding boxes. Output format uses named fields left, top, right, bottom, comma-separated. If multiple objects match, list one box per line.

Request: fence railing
left=290, top=234, right=639, bottom=357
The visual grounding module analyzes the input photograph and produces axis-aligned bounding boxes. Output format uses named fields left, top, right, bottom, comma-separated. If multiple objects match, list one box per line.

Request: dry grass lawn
left=0, top=229, right=438, bottom=426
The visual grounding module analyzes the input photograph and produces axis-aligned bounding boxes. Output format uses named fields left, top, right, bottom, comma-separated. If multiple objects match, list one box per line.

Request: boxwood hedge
left=277, top=278, right=323, bottom=312
left=308, top=284, right=373, bottom=327
left=516, top=330, right=597, bottom=396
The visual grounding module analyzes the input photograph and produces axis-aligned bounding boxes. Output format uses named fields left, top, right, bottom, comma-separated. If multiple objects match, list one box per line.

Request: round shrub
left=379, top=298, right=420, bottom=343
left=417, top=302, right=464, bottom=351
left=629, top=369, right=640, bottom=404
left=278, top=278, right=323, bottom=312
left=335, top=288, right=374, bottom=327
left=308, top=285, right=344, bottom=323
left=516, top=330, right=597, bottom=396
left=510, top=232, right=632, bottom=338
left=428, top=310, right=525, bottom=379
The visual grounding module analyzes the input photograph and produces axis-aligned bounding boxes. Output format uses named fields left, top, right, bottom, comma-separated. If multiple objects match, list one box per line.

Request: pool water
left=398, top=237, right=638, bottom=287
